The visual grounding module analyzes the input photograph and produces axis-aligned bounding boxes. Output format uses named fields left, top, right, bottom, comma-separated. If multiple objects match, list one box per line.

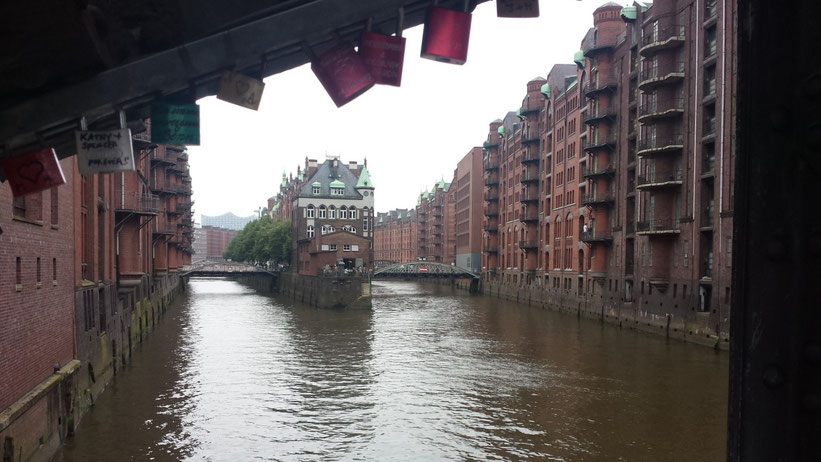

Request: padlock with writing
left=420, top=0, right=472, bottom=65
left=359, top=10, right=407, bottom=87
left=309, top=40, right=375, bottom=107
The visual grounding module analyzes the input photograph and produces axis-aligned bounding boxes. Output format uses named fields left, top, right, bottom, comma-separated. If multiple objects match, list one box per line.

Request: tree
left=223, top=217, right=291, bottom=264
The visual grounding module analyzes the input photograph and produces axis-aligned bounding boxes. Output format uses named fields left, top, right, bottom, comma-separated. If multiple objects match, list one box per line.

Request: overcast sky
left=188, top=0, right=601, bottom=221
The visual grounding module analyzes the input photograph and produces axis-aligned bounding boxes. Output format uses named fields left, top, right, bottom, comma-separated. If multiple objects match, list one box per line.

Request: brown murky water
left=57, top=278, right=728, bottom=461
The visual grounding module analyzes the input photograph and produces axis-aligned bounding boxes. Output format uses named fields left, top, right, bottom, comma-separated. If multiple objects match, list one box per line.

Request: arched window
left=340, top=206, right=347, bottom=219
left=565, top=213, right=573, bottom=237
left=307, top=225, right=314, bottom=238
left=349, top=207, right=358, bottom=219
left=329, top=205, right=336, bottom=219
left=348, top=226, right=356, bottom=233
left=306, top=204, right=315, bottom=218
left=554, top=216, right=561, bottom=240
left=318, top=205, right=326, bottom=219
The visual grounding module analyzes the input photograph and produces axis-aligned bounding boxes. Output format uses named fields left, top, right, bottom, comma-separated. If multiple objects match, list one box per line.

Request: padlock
left=2, top=147, right=66, bottom=197
left=496, top=0, right=540, bottom=18
left=309, top=40, right=375, bottom=107
left=420, top=0, right=472, bottom=65
left=359, top=10, right=407, bottom=87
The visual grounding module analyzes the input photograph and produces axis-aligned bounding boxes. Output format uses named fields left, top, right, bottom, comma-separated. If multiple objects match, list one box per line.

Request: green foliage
left=223, top=217, right=291, bottom=264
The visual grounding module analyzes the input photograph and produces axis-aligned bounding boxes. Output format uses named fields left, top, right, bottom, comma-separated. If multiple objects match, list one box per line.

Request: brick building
left=374, top=209, right=418, bottom=266
left=0, top=121, right=194, bottom=461
left=454, top=147, right=484, bottom=273
left=291, top=157, right=375, bottom=275
left=480, top=0, right=736, bottom=341
left=202, top=226, right=239, bottom=261
left=415, top=179, right=452, bottom=263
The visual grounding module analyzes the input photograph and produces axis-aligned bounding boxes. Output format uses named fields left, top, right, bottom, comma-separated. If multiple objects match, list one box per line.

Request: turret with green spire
left=356, top=164, right=374, bottom=189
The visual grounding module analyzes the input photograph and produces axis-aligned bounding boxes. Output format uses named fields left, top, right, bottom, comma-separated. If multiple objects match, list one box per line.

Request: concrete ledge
left=0, top=360, right=80, bottom=432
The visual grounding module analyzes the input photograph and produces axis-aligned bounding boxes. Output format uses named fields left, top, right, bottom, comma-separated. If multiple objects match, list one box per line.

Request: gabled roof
left=298, top=159, right=364, bottom=199
left=356, top=165, right=374, bottom=189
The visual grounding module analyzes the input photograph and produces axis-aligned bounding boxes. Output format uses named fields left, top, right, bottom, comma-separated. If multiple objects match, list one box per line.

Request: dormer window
left=312, top=186, right=320, bottom=195
left=331, top=187, right=344, bottom=196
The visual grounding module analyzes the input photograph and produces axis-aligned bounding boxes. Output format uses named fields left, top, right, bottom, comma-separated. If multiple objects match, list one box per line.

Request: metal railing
left=581, top=192, right=615, bottom=205
left=637, top=169, right=683, bottom=185
left=114, top=191, right=159, bottom=213
left=485, top=205, right=499, bottom=216
left=637, top=218, right=680, bottom=232
left=583, top=105, right=617, bottom=124
left=642, top=25, right=685, bottom=47
left=640, top=61, right=685, bottom=82
left=639, top=98, right=684, bottom=118
left=484, top=193, right=499, bottom=201
left=583, top=135, right=617, bottom=150
left=519, top=240, right=539, bottom=249
left=521, top=211, right=539, bottom=222
left=581, top=229, right=613, bottom=242
left=638, top=133, right=684, bottom=152
left=582, top=163, right=615, bottom=177
left=583, top=79, right=618, bottom=95
left=484, top=176, right=500, bottom=186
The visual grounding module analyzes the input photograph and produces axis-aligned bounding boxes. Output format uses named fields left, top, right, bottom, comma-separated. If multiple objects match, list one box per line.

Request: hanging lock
left=497, top=0, right=540, bottom=18
left=75, top=110, right=136, bottom=175
left=421, top=0, right=472, bottom=65
left=306, top=38, right=375, bottom=107
left=359, top=9, right=407, bottom=87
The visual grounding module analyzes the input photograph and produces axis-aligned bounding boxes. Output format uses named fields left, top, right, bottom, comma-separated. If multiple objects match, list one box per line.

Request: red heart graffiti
left=17, top=161, right=44, bottom=184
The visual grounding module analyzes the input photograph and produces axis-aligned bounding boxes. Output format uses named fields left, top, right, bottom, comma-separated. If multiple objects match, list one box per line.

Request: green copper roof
left=356, top=165, right=374, bottom=189
left=298, top=171, right=304, bottom=180
left=574, top=50, right=585, bottom=68
left=329, top=179, right=345, bottom=188
left=515, top=108, right=524, bottom=120
left=540, top=83, right=550, bottom=97
left=437, top=179, right=446, bottom=189
left=620, top=6, right=637, bottom=21
left=497, top=125, right=505, bottom=136
left=378, top=216, right=383, bottom=223
left=280, top=171, right=287, bottom=187
left=312, top=181, right=321, bottom=187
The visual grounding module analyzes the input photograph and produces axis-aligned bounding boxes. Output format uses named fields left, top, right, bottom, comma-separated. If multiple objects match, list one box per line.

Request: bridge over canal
left=373, top=262, right=480, bottom=293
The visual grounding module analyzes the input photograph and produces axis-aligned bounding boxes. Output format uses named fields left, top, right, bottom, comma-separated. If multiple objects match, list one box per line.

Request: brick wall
left=0, top=157, right=75, bottom=411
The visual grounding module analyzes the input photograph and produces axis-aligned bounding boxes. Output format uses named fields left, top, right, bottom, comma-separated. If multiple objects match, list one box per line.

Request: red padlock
left=2, top=148, right=66, bottom=197
left=310, top=40, right=375, bottom=107
left=359, top=11, right=406, bottom=87
left=420, top=2, right=472, bottom=65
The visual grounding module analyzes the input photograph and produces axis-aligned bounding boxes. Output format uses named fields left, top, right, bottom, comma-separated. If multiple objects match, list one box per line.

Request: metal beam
left=0, top=0, right=485, bottom=163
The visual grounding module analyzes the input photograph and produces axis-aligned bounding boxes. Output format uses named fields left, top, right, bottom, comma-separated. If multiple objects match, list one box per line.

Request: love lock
left=359, top=9, right=407, bottom=87
left=421, top=0, right=472, bottom=65
left=1, top=147, right=66, bottom=197
left=308, top=40, right=375, bottom=107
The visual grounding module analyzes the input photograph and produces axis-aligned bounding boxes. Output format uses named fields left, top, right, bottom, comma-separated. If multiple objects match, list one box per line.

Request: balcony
left=636, top=169, right=683, bottom=189
left=581, top=230, right=613, bottom=244
left=484, top=246, right=498, bottom=253
left=639, top=61, right=685, bottom=90
left=637, top=218, right=681, bottom=235
left=484, top=176, right=500, bottom=186
left=583, top=135, right=617, bottom=152
left=483, top=159, right=499, bottom=171
left=483, top=224, right=498, bottom=233
left=583, top=37, right=616, bottom=57
left=150, top=151, right=176, bottom=167
left=520, top=150, right=540, bottom=164
left=518, top=240, right=539, bottom=250
left=583, top=105, right=617, bottom=125
left=483, top=140, right=500, bottom=150
left=520, top=102, right=541, bottom=116
left=521, top=211, right=539, bottom=223
left=637, top=134, right=684, bottom=157
left=638, top=98, right=684, bottom=122
left=520, top=190, right=540, bottom=202
left=639, top=25, right=685, bottom=57
left=701, top=156, right=716, bottom=178
left=484, top=192, right=499, bottom=202
left=151, top=181, right=176, bottom=195
left=582, top=163, right=616, bottom=179
left=581, top=192, right=615, bottom=206
left=520, top=172, right=540, bottom=183
left=114, top=191, right=159, bottom=215
left=152, top=217, right=176, bottom=236
left=583, top=79, right=618, bottom=98
left=485, top=205, right=499, bottom=217
left=521, top=132, right=540, bottom=145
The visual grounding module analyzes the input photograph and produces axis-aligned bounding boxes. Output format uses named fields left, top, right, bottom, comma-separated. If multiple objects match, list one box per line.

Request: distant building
left=291, top=157, right=375, bottom=275
left=192, top=226, right=207, bottom=262
left=415, top=179, right=451, bottom=263
left=454, top=147, right=484, bottom=273
left=202, top=226, right=239, bottom=261
left=374, top=209, right=417, bottom=266
left=201, top=212, right=255, bottom=231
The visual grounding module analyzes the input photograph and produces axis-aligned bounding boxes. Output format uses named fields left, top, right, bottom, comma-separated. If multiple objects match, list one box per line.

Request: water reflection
left=59, top=279, right=727, bottom=461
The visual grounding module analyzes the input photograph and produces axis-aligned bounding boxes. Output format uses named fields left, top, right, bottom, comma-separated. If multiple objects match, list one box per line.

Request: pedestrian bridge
left=372, top=262, right=479, bottom=280
left=181, top=263, right=274, bottom=277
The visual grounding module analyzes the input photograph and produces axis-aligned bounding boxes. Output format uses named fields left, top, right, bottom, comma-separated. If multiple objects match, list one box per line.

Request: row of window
left=13, top=256, right=58, bottom=290
left=312, top=186, right=346, bottom=196
left=305, top=205, right=359, bottom=219
left=307, top=224, right=360, bottom=238
left=319, top=244, right=359, bottom=252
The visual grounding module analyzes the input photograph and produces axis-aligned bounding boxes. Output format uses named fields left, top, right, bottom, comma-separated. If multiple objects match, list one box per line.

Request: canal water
left=57, top=279, right=728, bottom=461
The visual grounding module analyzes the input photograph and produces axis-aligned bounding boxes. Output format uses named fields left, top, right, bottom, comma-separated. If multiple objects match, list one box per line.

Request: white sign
left=76, top=128, right=135, bottom=174
left=217, top=71, right=265, bottom=110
